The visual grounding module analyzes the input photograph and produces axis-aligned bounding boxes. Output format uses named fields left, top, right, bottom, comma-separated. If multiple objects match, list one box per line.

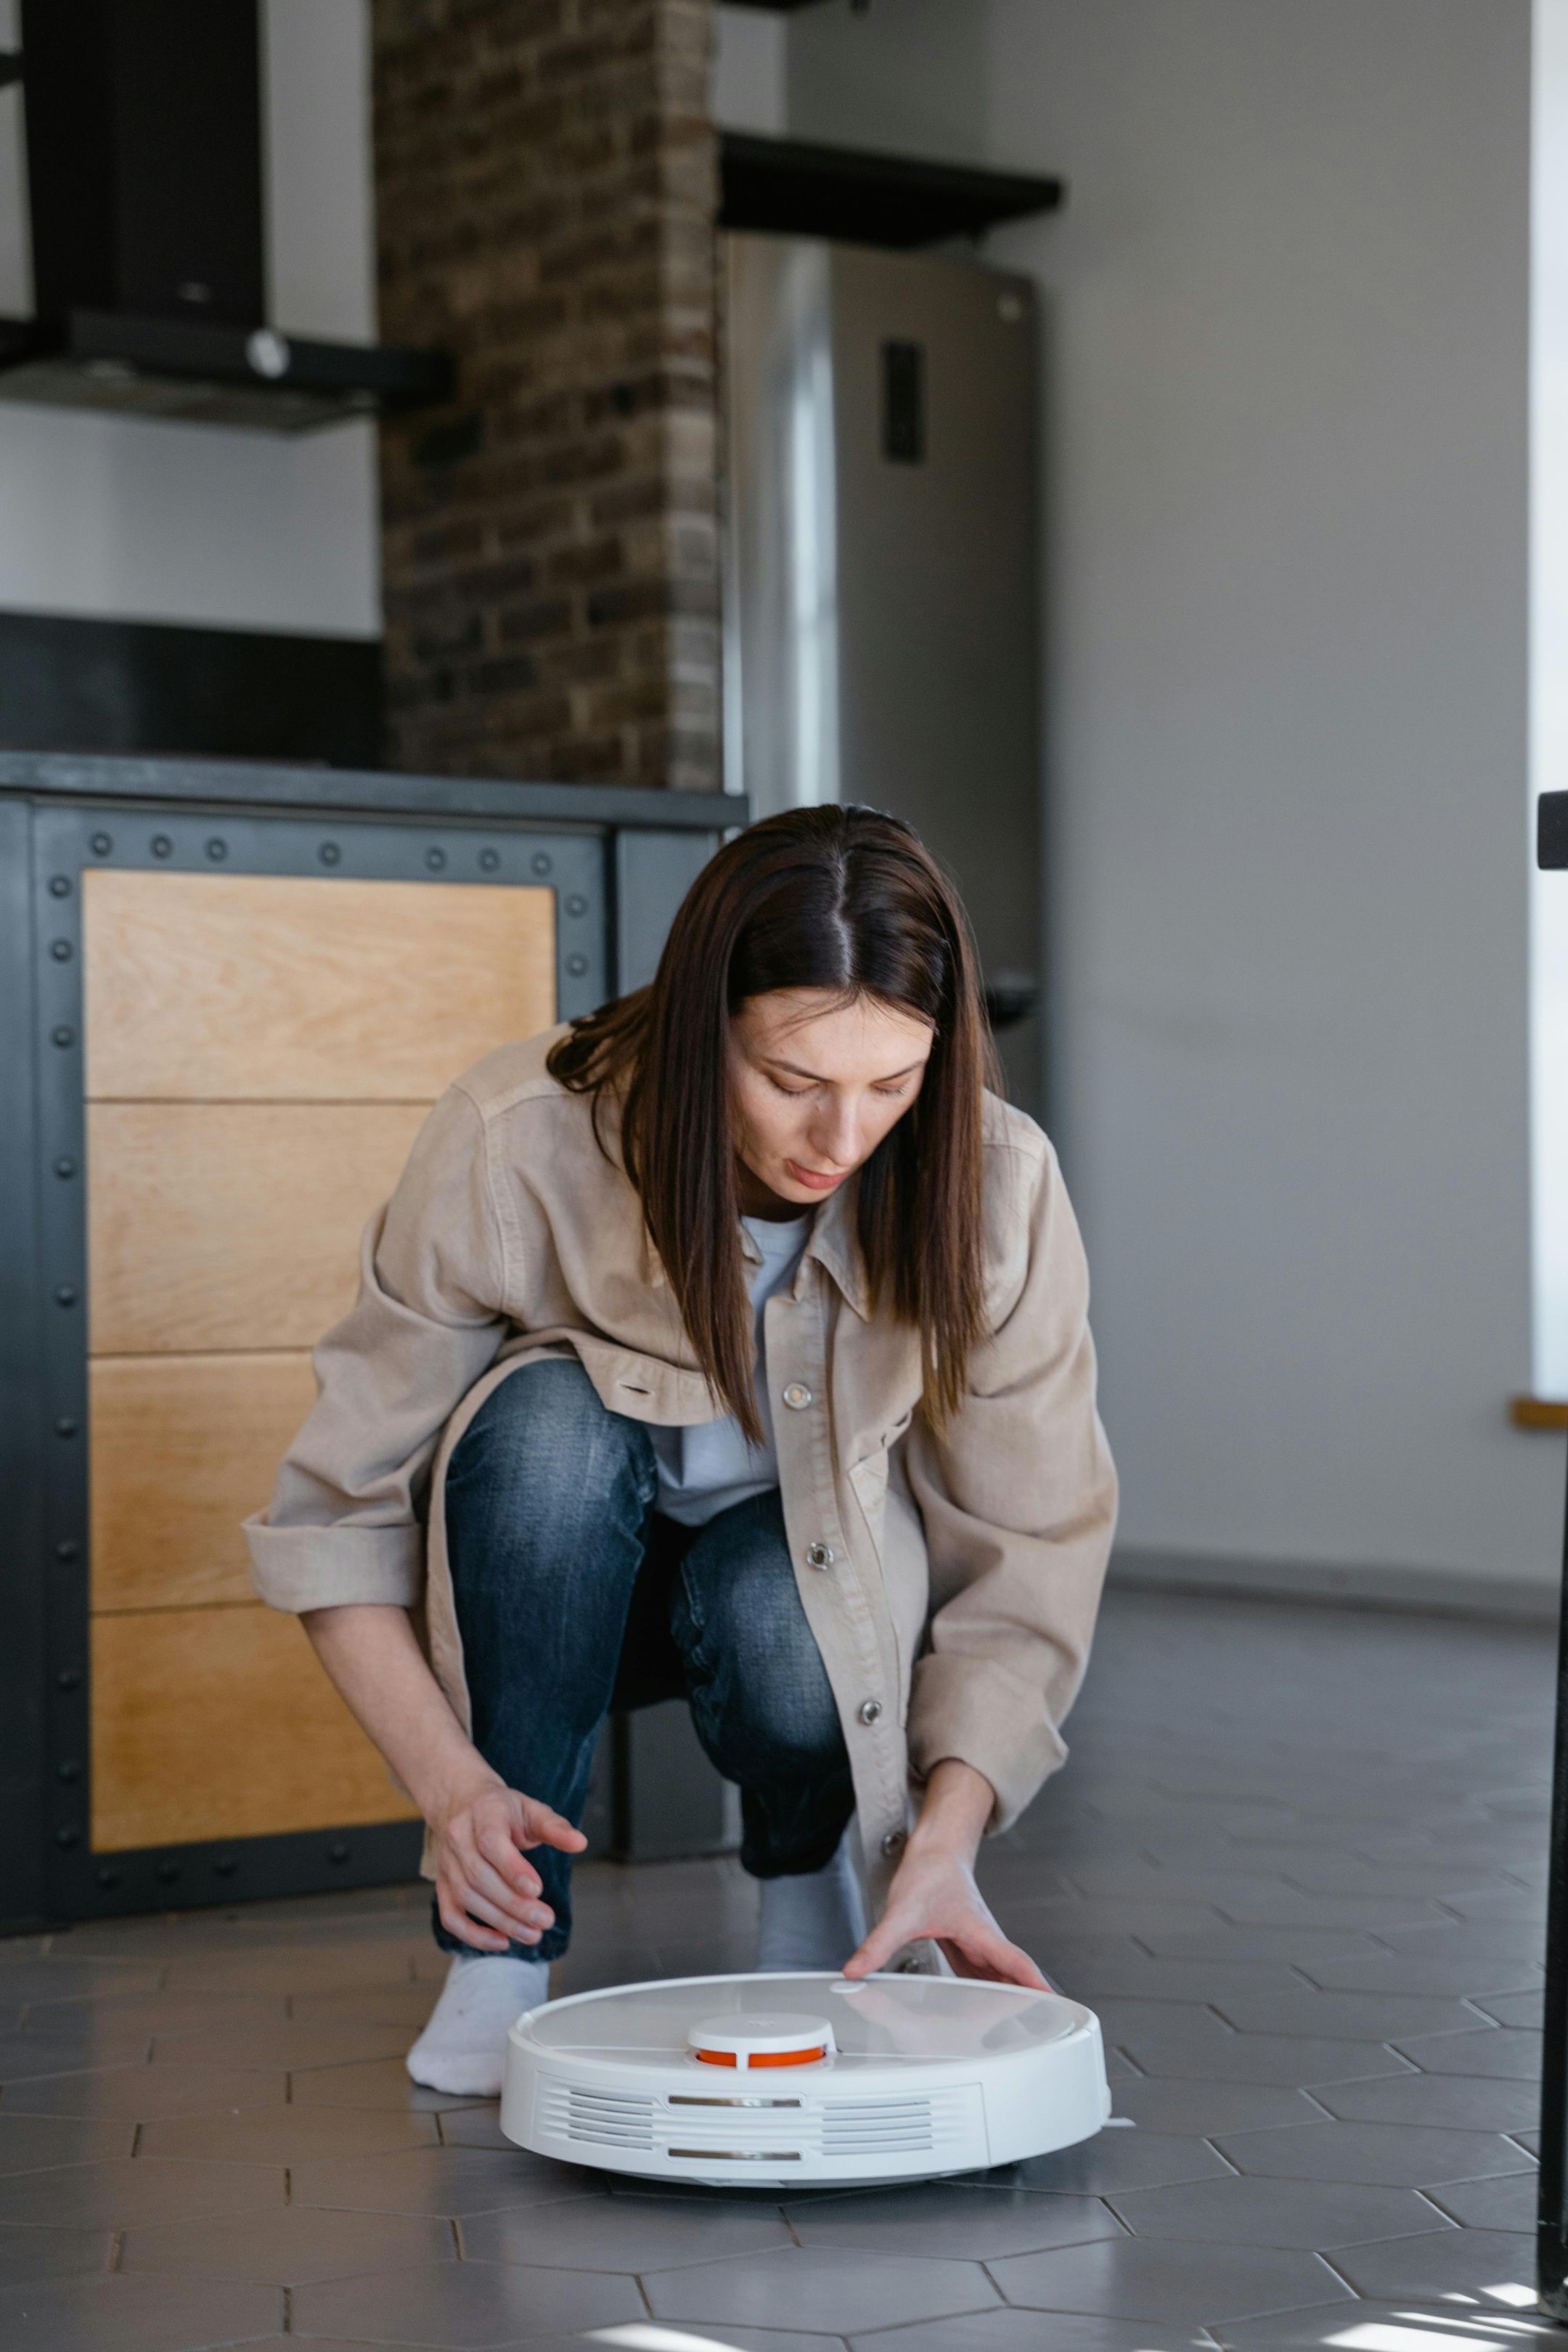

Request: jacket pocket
left=848, top=1447, right=890, bottom=1525
left=845, top=1406, right=915, bottom=1535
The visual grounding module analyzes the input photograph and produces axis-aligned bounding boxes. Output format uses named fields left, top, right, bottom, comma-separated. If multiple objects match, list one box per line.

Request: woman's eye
left=875, top=1084, right=910, bottom=1100
left=767, top=1077, right=811, bottom=1098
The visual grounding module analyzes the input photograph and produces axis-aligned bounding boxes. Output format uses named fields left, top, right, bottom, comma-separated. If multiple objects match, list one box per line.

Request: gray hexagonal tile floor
left=847, top=2316, right=1215, bottom=2352
left=784, top=2179, right=1124, bottom=2258
left=644, top=2242, right=1003, bottom=2332
left=0, top=1589, right=1556, bottom=2348
left=0, top=2270, right=280, bottom=2351
left=292, top=2258, right=644, bottom=2343
left=458, top=2188, right=796, bottom=2271
left=118, top=2205, right=460, bottom=2285
left=1106, top=2172, right=1454, bottom=2248
left=1215, top=2311, right=1565, bottom=2352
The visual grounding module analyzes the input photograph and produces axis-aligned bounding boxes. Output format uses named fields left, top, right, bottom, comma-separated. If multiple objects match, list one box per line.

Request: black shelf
left=720, top=131, right=1063, bottom=250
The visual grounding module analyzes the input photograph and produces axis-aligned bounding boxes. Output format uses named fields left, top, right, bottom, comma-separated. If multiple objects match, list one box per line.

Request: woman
left=246, top=806, right=1116, bottom=2096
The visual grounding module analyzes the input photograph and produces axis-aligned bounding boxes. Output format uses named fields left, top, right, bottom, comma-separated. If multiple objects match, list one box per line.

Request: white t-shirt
left=650, top=1213, right=813, bottom=1527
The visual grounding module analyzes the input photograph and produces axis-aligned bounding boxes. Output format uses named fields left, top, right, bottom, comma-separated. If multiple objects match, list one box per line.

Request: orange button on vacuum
left=685, top=2010, right=836, bottom=2072
left=693, top=2042, right=828, bottom=2068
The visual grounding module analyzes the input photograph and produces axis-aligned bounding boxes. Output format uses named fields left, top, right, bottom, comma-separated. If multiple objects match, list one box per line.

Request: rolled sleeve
left=243, top=1084, right=509, bottom=1617
left=244, top=1521, right=425, bottom=1613
left=905, top=1135, right=1117, bottom=1832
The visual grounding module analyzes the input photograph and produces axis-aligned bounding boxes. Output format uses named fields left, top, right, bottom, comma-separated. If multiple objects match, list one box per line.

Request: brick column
left=372, top=0, right=720, bottom=791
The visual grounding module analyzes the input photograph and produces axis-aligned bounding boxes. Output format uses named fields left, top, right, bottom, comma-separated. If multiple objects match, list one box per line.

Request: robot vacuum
left=501, top=1972, right=1109, bottom=2189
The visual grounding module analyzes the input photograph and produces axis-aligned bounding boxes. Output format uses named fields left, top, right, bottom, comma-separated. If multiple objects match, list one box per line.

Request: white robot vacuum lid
left=501, top=1971, right=1109, bottom=2189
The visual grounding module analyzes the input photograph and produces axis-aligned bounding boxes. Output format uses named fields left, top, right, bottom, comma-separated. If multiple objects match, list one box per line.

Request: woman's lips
left=785, top=1160, right=845, bottom=1193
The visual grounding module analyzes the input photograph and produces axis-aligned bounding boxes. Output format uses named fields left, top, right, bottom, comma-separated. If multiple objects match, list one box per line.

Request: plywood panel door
left=88, top=1101, right=429, bottom=1353
left=91, top=1354, right=321, bottom=1614
left=91, top=1609, right=422, bottom=1851
left=83, top=868, right=558, bottom=1853
left=83, top=871, right=555, bottom=1099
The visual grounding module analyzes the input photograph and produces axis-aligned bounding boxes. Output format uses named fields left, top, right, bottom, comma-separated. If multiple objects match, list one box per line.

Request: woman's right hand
left=433, top=1778, right=588, bottom=1953
left=295, top=1607, right=589, bottom=1953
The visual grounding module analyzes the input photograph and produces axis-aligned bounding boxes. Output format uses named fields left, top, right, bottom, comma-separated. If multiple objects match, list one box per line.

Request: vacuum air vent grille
left=539, top=2080, right=656, bottom=2151
left=822, top=2095, right=936, bottom=2155
left=535, top=2071, right=984, bottom=2165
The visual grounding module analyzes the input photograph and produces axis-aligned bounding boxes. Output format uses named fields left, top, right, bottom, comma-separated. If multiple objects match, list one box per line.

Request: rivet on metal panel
left=329, top=1842, right=350, bottom=1863
left=96, top=1867, right=119, bottom=1888
left=479, top=849, right=500, bottom=873
left=157, top=1861, right=180, bottom=1883
left=89, top=833, right=113, bottom=856
left=54, top=1156, right=76, bottom=1177
left=56, top=1826, right=80, bottom=1848
left=214, top=1856, right=237, bottom=1877
left=319, top=841, right=341, bottom=867
left=567, top=894, right=588, bottom=917
left=49, top=939, right=72, bottom=962
left=57, top=1759, right=82, bottom=1781
left=54, top=1540, right=79, bottom=1561
left=49, top=874, right=71, bottom=898
left=54, top=1418, right=78, bottom=1437
left=567, top=953, right=588, bottom=976
left=425, top=846, right=446, bottom=871
left=51, top=1025, right=74, bottom=1048
left=532, top=852, right=553, bottom=875
left=150, top=835, right=172, bottom=859
left=54, top=1286, right=78, bottom=1307
left=56, top=1668, right=81, bottom=1691
left=205, top=837, right=228, bottom=862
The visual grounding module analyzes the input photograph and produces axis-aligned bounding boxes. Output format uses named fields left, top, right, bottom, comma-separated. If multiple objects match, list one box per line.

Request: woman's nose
left=807, top=1098, right=860, bottom=1166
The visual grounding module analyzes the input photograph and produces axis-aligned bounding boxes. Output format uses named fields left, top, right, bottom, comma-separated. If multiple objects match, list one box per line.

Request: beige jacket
left=245, top=1029, right=1117, bottom=1912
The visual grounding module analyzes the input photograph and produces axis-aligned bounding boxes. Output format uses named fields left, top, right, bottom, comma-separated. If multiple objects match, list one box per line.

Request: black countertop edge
left=0, top=751, right=745, bottom=830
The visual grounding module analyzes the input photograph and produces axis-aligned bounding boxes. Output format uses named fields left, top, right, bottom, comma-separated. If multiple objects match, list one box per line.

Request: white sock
left=406, top=1952, right=550, bottom=2097
left=756, top=1827, right=867, bottom=1972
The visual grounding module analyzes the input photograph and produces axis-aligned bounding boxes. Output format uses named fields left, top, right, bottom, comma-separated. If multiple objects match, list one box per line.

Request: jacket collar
left=803, top=1176, right=873, bottom=1320
left=640, top=1172, right=873, bottom=1320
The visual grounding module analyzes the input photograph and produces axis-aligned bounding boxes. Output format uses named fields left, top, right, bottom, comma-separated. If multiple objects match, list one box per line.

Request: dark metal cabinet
left=0, top=753, right=738, bottom=1933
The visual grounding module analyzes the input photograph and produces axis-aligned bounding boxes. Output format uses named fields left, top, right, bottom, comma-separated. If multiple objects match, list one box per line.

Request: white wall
left=789, top=0, right=1563, bottom=1590
left=713, top=5, right=788, bottom=136
left=0, top=0, right=380, bottom=638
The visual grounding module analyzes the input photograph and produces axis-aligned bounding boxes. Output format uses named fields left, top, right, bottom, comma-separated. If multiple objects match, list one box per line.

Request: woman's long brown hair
left=548, top=805, right=1001, bottom=1441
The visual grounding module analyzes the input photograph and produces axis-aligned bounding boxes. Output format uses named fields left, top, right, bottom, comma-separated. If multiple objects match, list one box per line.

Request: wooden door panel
left=83, top=869, right=555, bottom=1101
left=91, top=1606, right=422, bottom=1851
left=75, top=860, right=558, bottom=1864
left=91, top=1353, right=319, bottom=1613
left=86, top=1101, right=429, bottom=1353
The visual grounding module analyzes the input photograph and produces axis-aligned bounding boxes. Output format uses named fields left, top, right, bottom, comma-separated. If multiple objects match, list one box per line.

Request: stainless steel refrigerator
left=723, top=232, right=1042, bottom=1114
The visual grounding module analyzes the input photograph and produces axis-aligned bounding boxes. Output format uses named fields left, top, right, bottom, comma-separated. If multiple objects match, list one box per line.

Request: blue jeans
left=435, top=1356, right=854, bottom=1960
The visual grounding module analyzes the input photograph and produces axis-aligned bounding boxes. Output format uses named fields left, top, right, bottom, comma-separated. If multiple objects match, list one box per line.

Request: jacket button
left=804, top=1541, right=835, bottom=1569
left=783, top=1381, right=812, bottom=1410
left=857, top=1699, right=883, bottom=1726
left=881, top=1829, right=906, bottom=1859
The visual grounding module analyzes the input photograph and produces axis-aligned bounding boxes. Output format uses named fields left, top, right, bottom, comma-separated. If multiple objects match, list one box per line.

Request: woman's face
left=727, top=988, right=935, bottom=1217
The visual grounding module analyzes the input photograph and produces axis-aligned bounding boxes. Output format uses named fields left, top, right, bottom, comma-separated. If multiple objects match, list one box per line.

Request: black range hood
left=0, top=0, right=450, bottom=434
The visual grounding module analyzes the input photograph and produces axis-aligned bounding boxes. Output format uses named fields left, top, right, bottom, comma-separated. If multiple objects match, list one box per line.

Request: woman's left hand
left=843, top=1842, right=1048, bottom=1988
left=841, top=1757, right=1050, bottom=1990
